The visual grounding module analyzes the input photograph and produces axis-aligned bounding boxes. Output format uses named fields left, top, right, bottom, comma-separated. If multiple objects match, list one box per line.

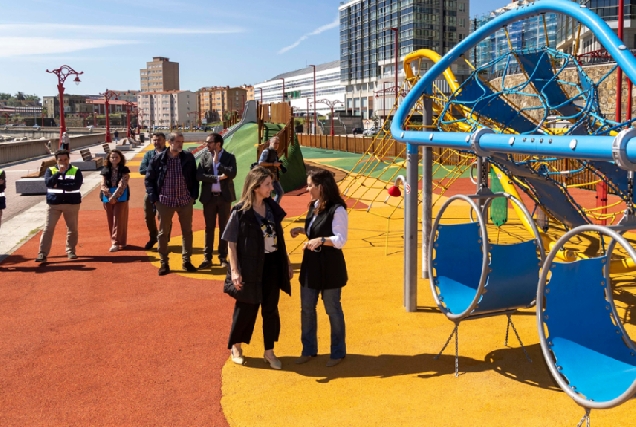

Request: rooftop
left=267, top=60, right=340, bottom=82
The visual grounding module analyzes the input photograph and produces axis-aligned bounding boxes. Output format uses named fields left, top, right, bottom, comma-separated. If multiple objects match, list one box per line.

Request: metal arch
left=429, top=194, right=490, bottom=322
left=537, top=225, right=636, bottom=409
left=391, top=0, right=636, bottom=147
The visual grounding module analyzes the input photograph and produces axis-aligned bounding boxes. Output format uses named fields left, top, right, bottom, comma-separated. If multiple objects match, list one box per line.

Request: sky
left=1, top=0, right=510, bottom=99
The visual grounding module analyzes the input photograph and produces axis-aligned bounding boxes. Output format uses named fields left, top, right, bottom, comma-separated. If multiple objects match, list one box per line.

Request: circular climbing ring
left=429, top=192, right=545, bottom=321
left=538, top=225, right=636, bottom=409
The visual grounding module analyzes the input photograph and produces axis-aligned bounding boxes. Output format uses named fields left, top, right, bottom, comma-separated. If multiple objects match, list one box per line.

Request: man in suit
left=197, top=133, right=237, bottom=269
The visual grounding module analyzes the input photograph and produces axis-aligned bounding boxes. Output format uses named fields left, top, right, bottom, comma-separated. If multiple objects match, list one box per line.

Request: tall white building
left=254, top=61, right=345, bottom=117
left=137, top=90, right=195, bottom=128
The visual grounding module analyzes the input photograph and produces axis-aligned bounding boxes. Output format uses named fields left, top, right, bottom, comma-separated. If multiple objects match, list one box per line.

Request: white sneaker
left=109, top=245, right=119, bottom=252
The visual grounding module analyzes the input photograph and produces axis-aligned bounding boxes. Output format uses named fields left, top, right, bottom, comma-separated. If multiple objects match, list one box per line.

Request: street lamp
left=309, top=64, right=317, bottom=135
left=311, top=99, right=343, bottom=136
left=391, top=27, right=399, bottom=105
left=276, top=78, right=286, bottom=103
left=123, top=100, right=137, bottom=138
left=46, top=65, right=83, bottom=148
left=100, top=89, right=118, bottom=143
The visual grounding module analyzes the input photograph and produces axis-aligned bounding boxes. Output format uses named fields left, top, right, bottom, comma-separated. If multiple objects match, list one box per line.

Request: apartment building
left=140, top=57, right=180, bottom=92
left=472, top=0, right=557, bottom=73
left=253, top=61, right=345, bottom=117
left=557, top=0, right=636, bottom=54
left=197, top=86, right=248, bottom=123
left=339, top=0, right=470, bottom=118
left=137, top=90, right=195, bottom=128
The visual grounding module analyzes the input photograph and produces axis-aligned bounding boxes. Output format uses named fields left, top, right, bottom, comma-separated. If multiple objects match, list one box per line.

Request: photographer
left=258, top=136, right=287, bottom=203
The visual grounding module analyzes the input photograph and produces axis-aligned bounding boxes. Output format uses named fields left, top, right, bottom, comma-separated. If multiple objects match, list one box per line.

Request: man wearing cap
left=35, top=149, right=84, bottom=262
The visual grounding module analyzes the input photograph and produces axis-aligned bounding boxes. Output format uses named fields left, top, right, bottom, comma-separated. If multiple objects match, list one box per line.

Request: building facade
left=137, top=90, right=195, bottom=128
left=253, top=61, right=345, bottom=118
left=472, top=0, right=558, bottom=73
left=197, top=86, right=248, bottom=123
left=43, top=94, right=93, bottom=118
left=339, top=0, right=470, bottom=118
left=140, top=57, right=180, bottom=92
left=557, top=0, right=636, bottom=55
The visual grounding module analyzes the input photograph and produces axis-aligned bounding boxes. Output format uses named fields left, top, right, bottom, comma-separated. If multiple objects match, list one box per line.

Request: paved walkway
left=1, top=144, right=635, bottom=426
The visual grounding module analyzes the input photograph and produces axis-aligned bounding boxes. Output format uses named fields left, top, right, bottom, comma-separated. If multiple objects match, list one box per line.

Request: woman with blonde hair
left=100, top=149, right=130, bottom=252
left=221, top=166, right=293, bottom=369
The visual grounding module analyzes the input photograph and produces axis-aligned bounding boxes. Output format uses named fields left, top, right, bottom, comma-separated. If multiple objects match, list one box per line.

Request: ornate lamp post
left=311, top=99, right=344, bottom=136
left=123, top=100, right=137, bottom=138
left=100, top=89, right=118, bottom=143
left=46, top=65, right=83, bottom=147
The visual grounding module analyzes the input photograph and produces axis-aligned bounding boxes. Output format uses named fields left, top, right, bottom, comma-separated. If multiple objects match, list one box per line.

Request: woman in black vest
left=290, top=169, right=348, bottom=367
left=222, top=167, right=293, bottom=370
left=100, top=149, right=130, bottom=252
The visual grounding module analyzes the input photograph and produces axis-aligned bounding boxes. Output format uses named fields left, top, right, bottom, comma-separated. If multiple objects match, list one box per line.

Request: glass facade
left=472, top=1, right=557, bottom=73
left=339, top=0, right=469, bottom=84
left=557, top=0, right=636, bottom=54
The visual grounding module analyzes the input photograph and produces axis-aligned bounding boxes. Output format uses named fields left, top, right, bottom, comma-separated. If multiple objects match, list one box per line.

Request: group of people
left=30, top=131, right=350, bottom=368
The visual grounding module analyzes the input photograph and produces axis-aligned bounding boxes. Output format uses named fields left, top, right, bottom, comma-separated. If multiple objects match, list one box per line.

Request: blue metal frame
left=391, top=0, right=636, bottom=161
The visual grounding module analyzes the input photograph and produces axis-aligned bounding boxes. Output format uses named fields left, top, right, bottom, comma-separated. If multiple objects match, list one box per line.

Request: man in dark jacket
left=145, top=132, right=199, bottom=276
left=36, top=149, right=84, bottom=262
left=138, top=132, right=167, bottom=249
left=196, top=133, right=237, bottom=269
left=258, top=136, right=286, bottom=203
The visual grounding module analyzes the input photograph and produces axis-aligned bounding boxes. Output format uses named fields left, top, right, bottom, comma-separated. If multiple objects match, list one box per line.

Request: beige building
left=241, top=85, right=254, bottom=101
left=137, top=90, right=195, bottom=128
left=197, top=86, right=248, bottom=123
left=140, top=57, right=179, bottom=92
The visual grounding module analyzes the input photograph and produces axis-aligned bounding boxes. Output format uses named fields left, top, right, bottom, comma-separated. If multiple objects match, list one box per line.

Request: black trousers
left=202, top=195, right=231, bottom=260
left=228, top=253, right=281, bottom=351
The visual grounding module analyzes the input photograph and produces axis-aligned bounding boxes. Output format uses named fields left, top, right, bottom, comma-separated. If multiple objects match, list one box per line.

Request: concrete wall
left=0, top=126, right=96, bottom=139
left=0, top=133, right=106, bottom=165
left=490, top=63, right=632, bottom=123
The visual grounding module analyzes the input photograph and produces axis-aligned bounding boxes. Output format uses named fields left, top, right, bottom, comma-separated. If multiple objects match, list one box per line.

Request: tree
left=15, top=92, right=25, bottom=100
left=0, top=93, right=11, bottom=100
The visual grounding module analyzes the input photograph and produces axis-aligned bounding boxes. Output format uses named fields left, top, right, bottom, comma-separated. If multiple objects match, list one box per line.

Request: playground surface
left=1, top=142, right=636, bottom=426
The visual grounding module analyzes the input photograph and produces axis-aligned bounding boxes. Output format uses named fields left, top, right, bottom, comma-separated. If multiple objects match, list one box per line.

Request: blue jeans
left=301, top=286, right=346, bottom=359
left=272, top=180, right=284, bottom=203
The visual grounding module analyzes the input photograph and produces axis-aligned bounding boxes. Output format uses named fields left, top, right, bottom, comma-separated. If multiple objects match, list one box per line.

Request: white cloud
left=0, top=23, right=244, bottom=35
left=0, top=37, right=138, bottom=58
left=278, top=16, right=339, bottom=54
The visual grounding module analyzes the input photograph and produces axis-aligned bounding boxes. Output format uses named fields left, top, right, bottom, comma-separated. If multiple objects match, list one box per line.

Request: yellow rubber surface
left=221, top=204, right=636, bottom=427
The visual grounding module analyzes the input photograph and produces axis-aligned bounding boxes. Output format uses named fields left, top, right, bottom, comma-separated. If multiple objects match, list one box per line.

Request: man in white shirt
left=196, top=133, right=237, bottom=269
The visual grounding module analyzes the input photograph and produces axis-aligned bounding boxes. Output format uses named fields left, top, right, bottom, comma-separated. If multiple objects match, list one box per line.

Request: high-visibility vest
left=47, top=165, right=81, bottom=194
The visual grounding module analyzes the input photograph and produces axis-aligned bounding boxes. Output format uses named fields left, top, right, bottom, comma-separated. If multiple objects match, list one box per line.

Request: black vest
left=299, top=202, right=348, bottom=290
left=224, top=198, right=291, bottom=304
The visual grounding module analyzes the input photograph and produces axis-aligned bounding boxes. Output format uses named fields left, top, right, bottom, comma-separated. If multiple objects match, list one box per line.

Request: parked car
left=363, top=127, right=378, bottom=136
left=352, top=127, right=364, bottom=135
